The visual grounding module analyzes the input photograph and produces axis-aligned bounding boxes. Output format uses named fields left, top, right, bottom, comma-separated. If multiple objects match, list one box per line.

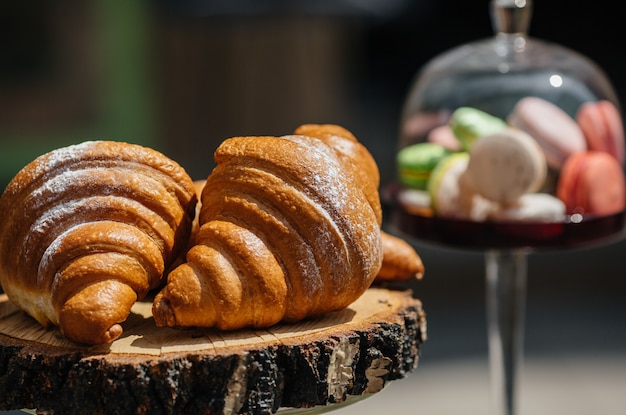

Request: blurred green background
left=0, top=1, right=156, bottom=184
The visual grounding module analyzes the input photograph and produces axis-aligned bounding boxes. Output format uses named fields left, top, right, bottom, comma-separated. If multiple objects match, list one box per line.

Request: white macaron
left=464, top=127, right=547, bottom=205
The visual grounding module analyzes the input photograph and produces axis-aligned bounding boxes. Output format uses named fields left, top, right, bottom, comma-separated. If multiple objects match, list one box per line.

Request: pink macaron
left=508, top=97, right=587, bottom=170
left=557, top=151, right=626, bottom=216
left=576, top=100, right=625, bottom=165
left=427, top=124, right=463, bottom=151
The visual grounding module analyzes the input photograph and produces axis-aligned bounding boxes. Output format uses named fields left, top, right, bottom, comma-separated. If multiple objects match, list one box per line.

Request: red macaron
left=576, top=100, right=625, bottom=165
left=557, top=151, right=626, bottom=216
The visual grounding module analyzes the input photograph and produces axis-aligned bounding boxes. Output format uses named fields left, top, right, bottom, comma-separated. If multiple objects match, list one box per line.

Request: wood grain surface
left=0, top=287, right=426, bottom=415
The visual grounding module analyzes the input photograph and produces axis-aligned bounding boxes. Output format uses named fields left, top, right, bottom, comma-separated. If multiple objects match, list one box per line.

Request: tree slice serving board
left=0, top=287, right=426, bottom=415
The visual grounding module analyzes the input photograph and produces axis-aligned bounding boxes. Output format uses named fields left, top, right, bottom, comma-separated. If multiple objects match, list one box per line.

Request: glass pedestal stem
left=485, top=249, right=528, bottom=415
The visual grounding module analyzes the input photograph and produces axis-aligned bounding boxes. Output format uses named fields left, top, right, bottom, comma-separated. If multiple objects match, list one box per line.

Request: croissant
left=377, top=232, right=424, bottom=281
left=0, top=141, right=197, bottom=345
left=153, top=128, right=385, bottom=329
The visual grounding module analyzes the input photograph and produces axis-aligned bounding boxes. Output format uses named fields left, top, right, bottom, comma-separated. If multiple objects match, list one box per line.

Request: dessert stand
left=0, top=287, right=426, bottom=415
left=393, top=1, right=626, bottom=415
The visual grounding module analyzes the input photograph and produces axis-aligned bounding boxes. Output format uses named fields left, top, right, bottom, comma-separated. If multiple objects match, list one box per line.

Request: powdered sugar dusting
left=280, top=134, right=382, bottom=268
left=25, top=141, right=97, bottom=186
left=27, top=169, right=95, bottom=211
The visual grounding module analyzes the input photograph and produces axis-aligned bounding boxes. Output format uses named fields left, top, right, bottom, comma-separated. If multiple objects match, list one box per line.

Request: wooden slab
left=0, top=287, right=426, bottom=415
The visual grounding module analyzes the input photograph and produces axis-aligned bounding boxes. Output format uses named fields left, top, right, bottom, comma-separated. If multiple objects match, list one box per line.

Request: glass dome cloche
left=393, top=0, right=626, bottom=250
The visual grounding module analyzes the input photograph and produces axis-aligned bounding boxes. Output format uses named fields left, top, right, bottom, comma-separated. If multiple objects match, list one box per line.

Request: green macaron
left=449, top=107, right=507, bottom=150
left=397, top=142, right=452, bottom=190
left=427, top=152, right=470, bottom=215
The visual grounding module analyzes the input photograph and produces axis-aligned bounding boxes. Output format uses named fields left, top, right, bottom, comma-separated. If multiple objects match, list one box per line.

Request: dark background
left=1, top=1, right=625, bottom=186
left=0, top=0, right=624, bottom=365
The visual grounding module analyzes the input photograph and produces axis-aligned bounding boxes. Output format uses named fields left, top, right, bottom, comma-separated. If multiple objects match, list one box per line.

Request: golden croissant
left=0, top=141, right=197, bottom=345
left=153, top=124, right=422, bottom=330
left=152, top=128, right=383, bottom=329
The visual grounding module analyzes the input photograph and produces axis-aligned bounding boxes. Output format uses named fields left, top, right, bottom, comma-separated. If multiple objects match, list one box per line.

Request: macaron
left=427, top=124, right=463, bottom=151
left=449, top=107, right=507, bottom=150
left=428, top=152, right=495, bottom=220
left=508, top=96, right=586, bottom=170
left=489, top=193, right=566, bottom=222
left=576, top=100, right=625, bottom=165
left=556, top=151, right=626, bottom=216
left=397, top=142, right=452, bottom=190
left=397, top=188, right=434, bottom=217
left=464, top=128, right=547, bottom=205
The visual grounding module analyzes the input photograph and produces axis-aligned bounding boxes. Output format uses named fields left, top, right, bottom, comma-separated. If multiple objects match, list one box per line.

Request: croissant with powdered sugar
left=153, top=124, right=423, bottom=330
left=0, top=141, right=197, bottom=345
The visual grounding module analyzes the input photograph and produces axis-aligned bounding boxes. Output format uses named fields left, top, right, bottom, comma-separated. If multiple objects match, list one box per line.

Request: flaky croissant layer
left=0, top=141, right=197, bottom=345
left=153, top=130, right=385, bottom=330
